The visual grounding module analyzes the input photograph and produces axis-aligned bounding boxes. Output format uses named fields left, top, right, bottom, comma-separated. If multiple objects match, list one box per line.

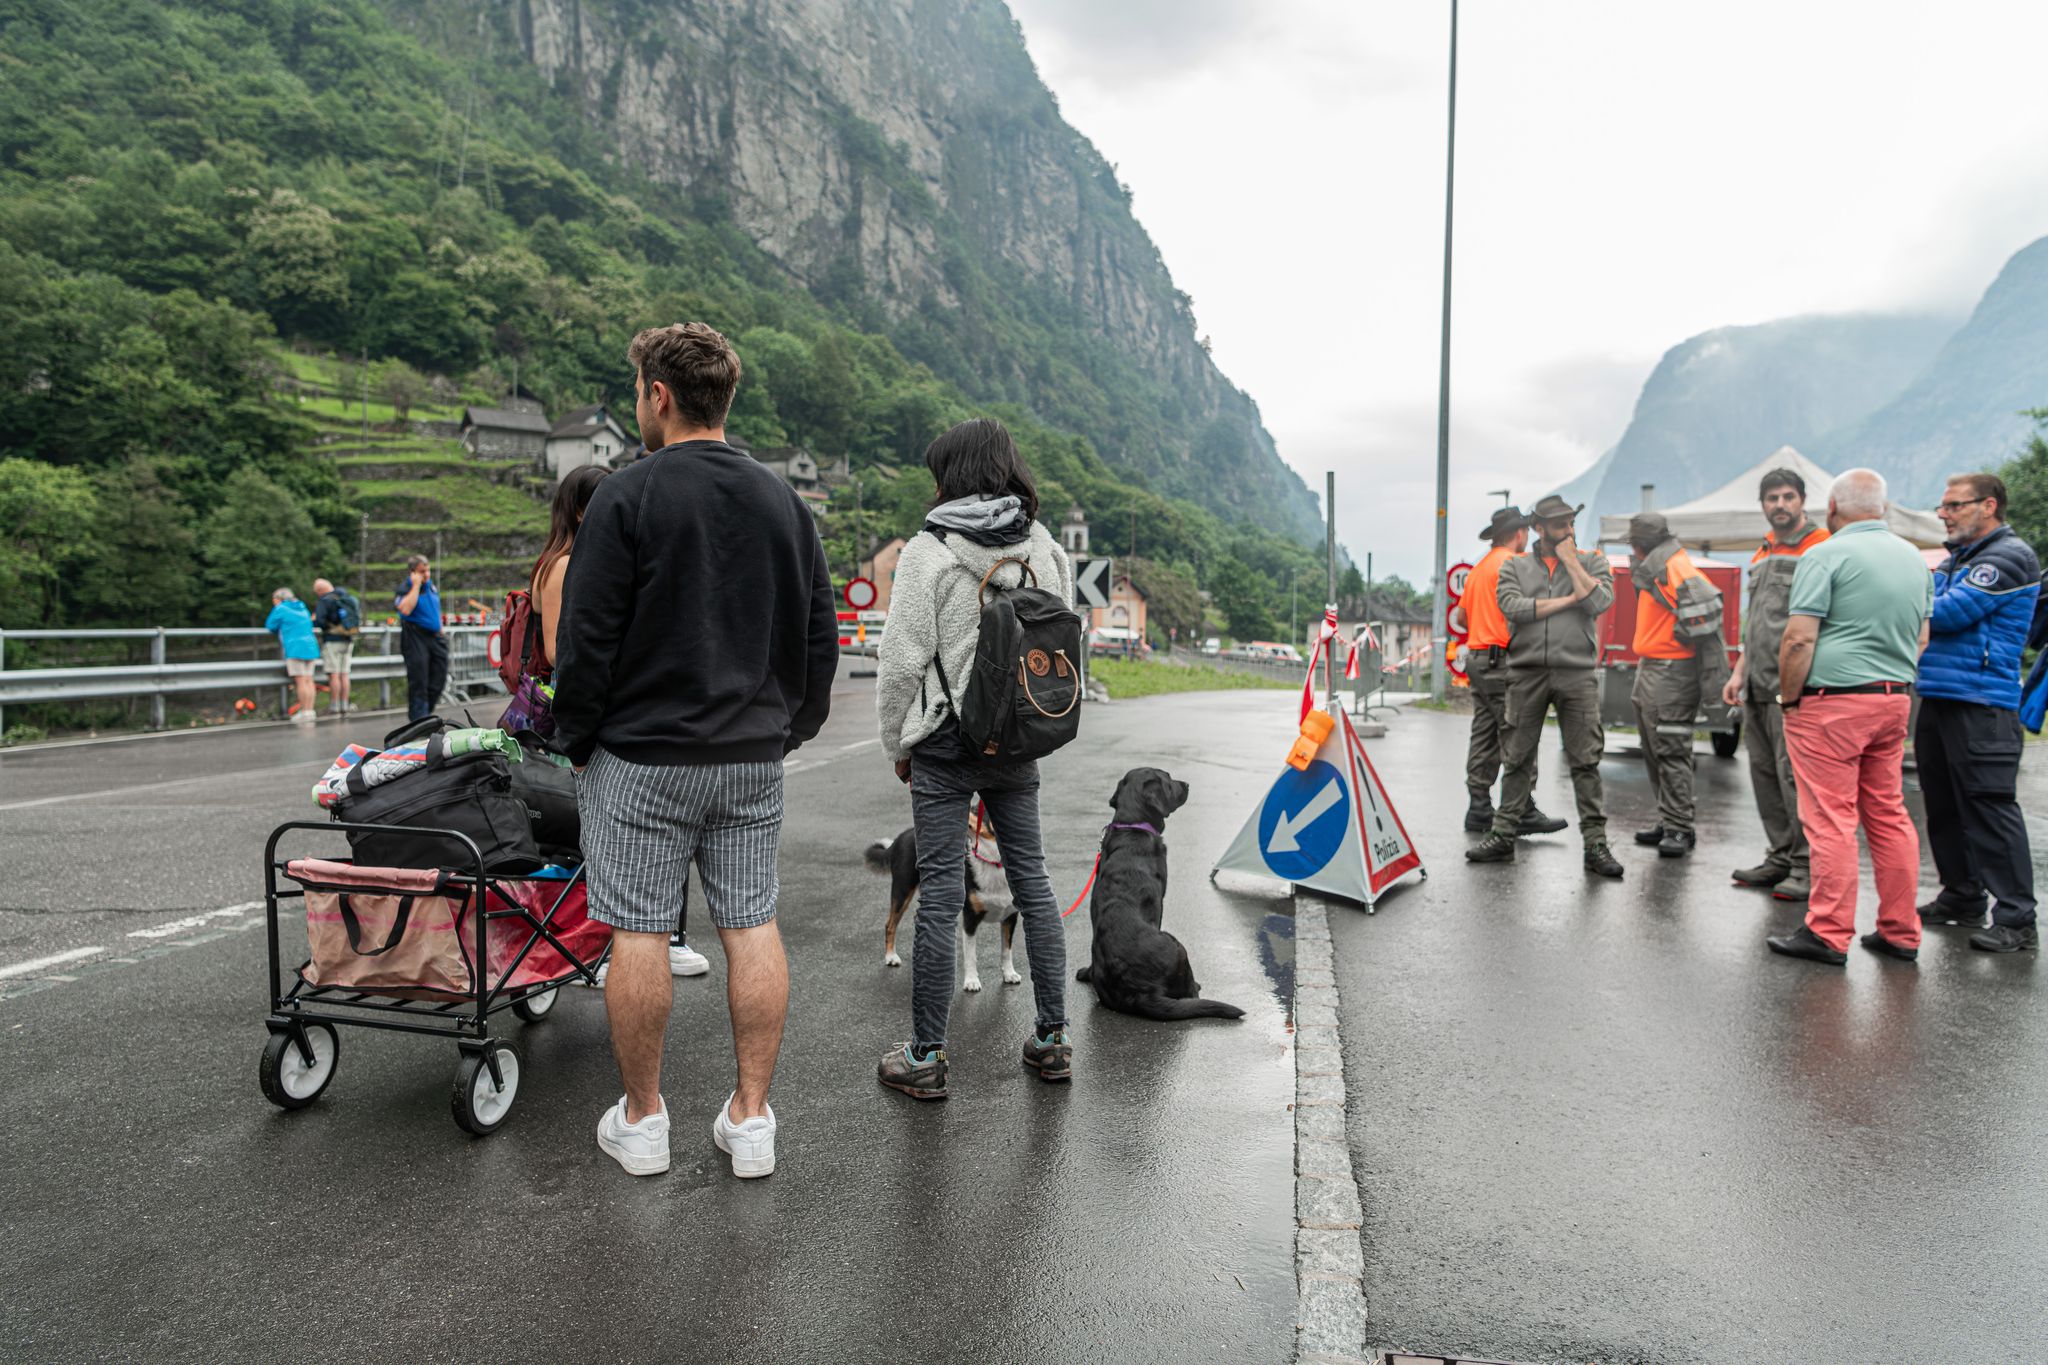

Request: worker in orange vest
left=1721, top=468, right=1829, bottom=901
left=1627, top=511, right=1728, bottom=858
left=1463, top=506, right=1567, bottom=836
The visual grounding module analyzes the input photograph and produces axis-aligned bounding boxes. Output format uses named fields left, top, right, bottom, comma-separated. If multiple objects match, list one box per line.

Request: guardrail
left=0, top=625, right=502, bottom=734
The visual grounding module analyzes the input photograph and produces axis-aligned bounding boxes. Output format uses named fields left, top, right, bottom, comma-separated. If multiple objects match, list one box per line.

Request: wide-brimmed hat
left=1628, top=511, right=1672, bottom=545
left=1478, top=505, right=1528, bottom=540
left=1528, top=494, right=1583, bottom=524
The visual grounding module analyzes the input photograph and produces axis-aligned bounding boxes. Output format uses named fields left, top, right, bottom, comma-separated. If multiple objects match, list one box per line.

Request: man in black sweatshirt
left=554, top=321, right=838, bottom=1181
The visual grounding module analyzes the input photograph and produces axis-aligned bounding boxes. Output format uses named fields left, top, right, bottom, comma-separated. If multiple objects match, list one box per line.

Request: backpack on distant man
left=325, top=589, right=362, bottom=639
left=933, top=555, right=1083, bottom=763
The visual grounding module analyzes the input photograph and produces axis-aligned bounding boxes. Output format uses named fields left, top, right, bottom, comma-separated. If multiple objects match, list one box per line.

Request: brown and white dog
left=863, top=811, right=1020, bottom=992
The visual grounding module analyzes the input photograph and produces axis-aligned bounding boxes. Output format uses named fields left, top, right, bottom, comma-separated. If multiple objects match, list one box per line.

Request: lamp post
left=1428, top=0, right=1460, bottom=703
left=1489, top=488, right=1510, bottom=508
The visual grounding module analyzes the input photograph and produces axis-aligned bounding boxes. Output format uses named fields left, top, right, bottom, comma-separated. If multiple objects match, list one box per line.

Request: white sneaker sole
left=669, top=951, right=711, bottom=978
left=712, top=1124, right=775, bottom=1178
left=597, top=1120, right=670, bottom=1176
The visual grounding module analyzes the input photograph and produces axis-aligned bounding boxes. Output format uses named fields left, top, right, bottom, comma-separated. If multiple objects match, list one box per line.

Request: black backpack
left=933, top=555, right=1083, bottom=763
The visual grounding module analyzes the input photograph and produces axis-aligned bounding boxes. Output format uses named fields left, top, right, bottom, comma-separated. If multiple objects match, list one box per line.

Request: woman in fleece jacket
left=873, top=418, right=1077, bottom=1101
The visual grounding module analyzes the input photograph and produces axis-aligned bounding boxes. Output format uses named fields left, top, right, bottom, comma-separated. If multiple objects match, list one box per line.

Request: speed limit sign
left=1447, top=561, right=1474, bottom=602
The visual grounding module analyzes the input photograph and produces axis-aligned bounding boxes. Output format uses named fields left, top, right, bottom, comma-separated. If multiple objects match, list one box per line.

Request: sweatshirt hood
left=935, top=520, right=1060, bottom=592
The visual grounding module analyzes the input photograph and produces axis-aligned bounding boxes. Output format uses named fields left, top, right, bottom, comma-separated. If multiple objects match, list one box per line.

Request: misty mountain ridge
left=1560, top=230, right=2048, bottom=526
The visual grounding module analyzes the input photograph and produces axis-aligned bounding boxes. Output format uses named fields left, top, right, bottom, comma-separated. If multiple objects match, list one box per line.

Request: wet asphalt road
left=1334, top=706, right=2048, bottom=1365
left=0, top=674, right=1297, bottom=1364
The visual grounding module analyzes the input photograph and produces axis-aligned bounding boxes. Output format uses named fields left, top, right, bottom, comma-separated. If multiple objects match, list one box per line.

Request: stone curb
left=1293, top=895, right=1370, bottom=1362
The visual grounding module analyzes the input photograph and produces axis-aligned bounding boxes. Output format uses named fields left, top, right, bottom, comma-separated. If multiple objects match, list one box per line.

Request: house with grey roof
left=544, top=404, right=630, bottom=480
left=460, top=406, right=551, bottom=461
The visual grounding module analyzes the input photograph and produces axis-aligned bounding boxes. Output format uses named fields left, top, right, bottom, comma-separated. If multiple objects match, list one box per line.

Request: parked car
left=1200, top=637, right=1221, bottom=655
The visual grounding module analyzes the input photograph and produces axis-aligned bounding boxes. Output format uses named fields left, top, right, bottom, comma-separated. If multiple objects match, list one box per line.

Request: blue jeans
left=908, top=725, right=1067, bottom=1051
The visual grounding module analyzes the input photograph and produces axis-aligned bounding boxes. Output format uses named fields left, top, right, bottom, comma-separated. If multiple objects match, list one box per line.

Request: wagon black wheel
left=451, top=1042, right=520, bottom=1136
left=1711, top=725, right=1741, bottom=759
left=511, top=985, right=558, bottom=1023
left=259, top=1023, right=338, bottom=1111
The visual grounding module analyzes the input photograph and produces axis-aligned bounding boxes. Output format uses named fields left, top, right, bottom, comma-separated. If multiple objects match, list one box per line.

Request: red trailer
left=1597, top=553, right=1746, bottom=757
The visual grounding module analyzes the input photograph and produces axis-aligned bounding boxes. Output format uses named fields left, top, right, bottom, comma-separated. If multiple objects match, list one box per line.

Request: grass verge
left=1091, top=657, right=1294, bottom=698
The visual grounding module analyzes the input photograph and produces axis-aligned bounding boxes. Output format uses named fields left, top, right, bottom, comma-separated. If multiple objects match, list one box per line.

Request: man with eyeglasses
left=1915, top=472, right=2042, bottom=953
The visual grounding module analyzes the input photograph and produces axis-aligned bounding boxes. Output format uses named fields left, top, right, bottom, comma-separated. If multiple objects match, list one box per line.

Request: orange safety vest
left=1632, top=546, right=1707, bottom=660
left=1748, top=524, right=1829, bottom=567
left=1464, top=545, right=1515, bottom=650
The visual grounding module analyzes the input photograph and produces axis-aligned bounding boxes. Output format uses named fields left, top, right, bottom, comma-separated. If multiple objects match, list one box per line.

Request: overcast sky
left=1006, top=0, right=2048, bottom=583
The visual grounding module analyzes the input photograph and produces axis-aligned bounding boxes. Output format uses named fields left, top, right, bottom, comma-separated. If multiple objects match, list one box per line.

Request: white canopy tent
left=1597, top=446, right=1946, bottom=553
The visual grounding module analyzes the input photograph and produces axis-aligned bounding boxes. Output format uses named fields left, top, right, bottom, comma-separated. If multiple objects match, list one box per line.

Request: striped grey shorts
left=576, top=748, right=785, bottom=933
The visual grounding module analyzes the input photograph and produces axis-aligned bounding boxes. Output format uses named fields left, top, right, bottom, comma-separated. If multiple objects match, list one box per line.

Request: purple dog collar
left=1106, top=821, right=1161, bottom=837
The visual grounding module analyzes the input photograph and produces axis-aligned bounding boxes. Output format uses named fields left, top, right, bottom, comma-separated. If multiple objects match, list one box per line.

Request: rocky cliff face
left=494, top=0, right=1318, bottom=533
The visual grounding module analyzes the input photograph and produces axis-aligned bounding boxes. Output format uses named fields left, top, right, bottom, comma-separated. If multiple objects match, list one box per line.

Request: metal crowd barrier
left=0, top=625, right=503, bottom=735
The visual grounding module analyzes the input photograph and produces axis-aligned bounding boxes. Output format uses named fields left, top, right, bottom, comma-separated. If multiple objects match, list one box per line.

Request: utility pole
left=359, top=349, right=369, bottom=441
left=1289, top=568, right=1297, bottom=648
left=357, top=513, right=369, bottom=599
left=1428, top=0, right=1460, bottom=703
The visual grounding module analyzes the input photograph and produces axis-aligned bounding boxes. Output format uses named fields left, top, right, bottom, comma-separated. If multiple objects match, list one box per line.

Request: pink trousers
left=1783, top=693, right=1921, bottom=952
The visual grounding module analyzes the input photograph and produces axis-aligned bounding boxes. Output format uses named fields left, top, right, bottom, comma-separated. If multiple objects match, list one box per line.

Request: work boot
left=1517, top=807, right=1569, bottom=836
left=1464, top=798, right=1497, bottom=833
left=1766, top=925, right=1846, bottom=965
left=1859, top=932, right=1919, bottom=962
left=877, top=1043, right=948, bottom=1100
left=1657, top=829, right=1696, bottom=859
left=1633, top=826, right=1666, bottom=847
left=1919, top=895, right=1988, bottom=928
left=1969, top=924, right=2038, bottom=953
left=1021, top=1029, right=1074, bottom=1083
left=1772, top=878, right=1810, bottom=903
left=1583, top=843, right=1624, bottom=879
left=1732, top=863, right=1789, bottom=888
left=1464, top=832, right=1517, bottom=864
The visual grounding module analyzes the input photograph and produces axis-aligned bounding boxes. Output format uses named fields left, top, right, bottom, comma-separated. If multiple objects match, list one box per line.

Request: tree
left=1999, top=409, right=2048, bottom=558
left=72, top=457, right=198, bottom=625
left=1125, top=556, right=1205, bottom=642
left=198, top=468, right=339, bottom=621
left=238, top=189, right=347, bottom=337
left=0, top=458, right=99, bottom=627
left=1208, top=555, right=1274, bottom=640
left=376, top=359, right=430, bottom=425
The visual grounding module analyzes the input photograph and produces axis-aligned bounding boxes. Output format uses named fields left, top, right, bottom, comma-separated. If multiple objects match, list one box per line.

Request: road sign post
left=1074, top=557, right=1112, bottom=611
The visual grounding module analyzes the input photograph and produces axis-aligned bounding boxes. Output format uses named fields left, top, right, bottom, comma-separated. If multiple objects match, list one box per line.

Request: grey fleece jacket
left=1496, top=546, right=1614, bottom=671
left=876, top=522, right=1076, bottom=760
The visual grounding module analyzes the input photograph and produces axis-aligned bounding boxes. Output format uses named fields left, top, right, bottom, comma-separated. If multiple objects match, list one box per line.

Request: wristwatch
left=1775, top=692, right=1796, bottom=708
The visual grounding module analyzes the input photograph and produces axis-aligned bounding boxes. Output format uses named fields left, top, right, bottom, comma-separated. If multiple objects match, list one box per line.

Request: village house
left=460, top=404, right=550, bottom=461
left=750, top=445, right=828, bottom=513
left=857, top=537, right=908, bottom=613
left=544, top=404, right=629, bottom=480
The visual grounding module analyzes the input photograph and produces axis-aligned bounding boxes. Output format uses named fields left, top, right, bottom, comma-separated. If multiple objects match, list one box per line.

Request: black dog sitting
left=1075, top=767, right=1244, bottom=1022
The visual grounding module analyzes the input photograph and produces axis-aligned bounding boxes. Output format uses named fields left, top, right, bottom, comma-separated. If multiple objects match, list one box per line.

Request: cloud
left=1006, top=0, right=1262, bottom=82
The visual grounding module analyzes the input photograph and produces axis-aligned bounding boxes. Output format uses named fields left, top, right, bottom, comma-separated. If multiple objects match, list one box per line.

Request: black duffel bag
left=505, top=733, right=579, bottom=858
left=332, top=746, right=542, bottom=874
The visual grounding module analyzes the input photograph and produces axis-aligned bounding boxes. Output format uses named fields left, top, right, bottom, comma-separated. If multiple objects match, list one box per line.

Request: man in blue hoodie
left=1915, top=473, right=2042, bottom=952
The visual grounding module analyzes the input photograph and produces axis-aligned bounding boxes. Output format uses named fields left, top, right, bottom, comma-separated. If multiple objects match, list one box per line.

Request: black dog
left=1075, top=767, right=1243, bottom=1022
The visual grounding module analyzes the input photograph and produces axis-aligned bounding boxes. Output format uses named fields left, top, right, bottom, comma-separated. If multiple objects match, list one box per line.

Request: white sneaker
left=669, top=941, right=711, bottom=977
left=711, top=1094, right=776, bottom=1178
left=597, top=1095, right=670, bottom=1176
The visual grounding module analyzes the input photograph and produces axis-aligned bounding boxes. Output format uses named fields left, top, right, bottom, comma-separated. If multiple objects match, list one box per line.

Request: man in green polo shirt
left=1765, top=468, right=1932, bottom=966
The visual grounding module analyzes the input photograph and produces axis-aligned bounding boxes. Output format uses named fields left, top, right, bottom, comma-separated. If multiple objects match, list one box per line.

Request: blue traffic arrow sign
left=1256, top=759, right=1351, bottom=879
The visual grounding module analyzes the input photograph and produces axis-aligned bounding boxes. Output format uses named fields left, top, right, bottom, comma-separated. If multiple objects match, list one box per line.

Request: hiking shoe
left=1919, top=897, right=1988, bottom=928
left=1517, top=807, right=1569, bottom=836
left=1584, top=843, right=1624, bottom=879
left=1022, top=1030, right=1074, bottom=1083
left=1633, top=826, right=1666, bottom=847
left=1464, top=802, right=1497, bottom=833
left=1732, top=863, right=1789, bottom=888
left=1464, top=832, right=1516, bottom=864
left=1859, top=932, right=1919, bottom=962
left=668, top=940, right=711, bottom=977
left=1766, top=925, right=1846, bottom=965
left=1772, top=878, right=1810, bottom=903
left=596, top=1095, right=670, bottom=1176
left=1657, top=830, right=1696, bottom=859
left=878, top=1043, right=949, bottom=1100
left=1969, top=924, right=2038, bottom=954
left=711, top=1093, right=776, bottom=1178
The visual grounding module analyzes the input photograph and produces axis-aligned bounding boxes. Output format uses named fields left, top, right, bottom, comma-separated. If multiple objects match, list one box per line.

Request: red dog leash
left=1062, top=821, right=1160, bottom=919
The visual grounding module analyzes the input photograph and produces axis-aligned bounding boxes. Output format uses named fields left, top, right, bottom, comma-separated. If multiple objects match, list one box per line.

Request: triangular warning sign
left=1212, top=709, right=1424, bottom=906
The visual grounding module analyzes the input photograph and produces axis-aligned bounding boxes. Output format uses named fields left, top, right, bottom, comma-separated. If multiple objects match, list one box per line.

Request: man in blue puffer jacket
left=1915, top=472, right=2042, bottom=952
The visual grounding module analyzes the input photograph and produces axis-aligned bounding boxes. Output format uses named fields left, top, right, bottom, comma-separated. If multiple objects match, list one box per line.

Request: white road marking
left=127, top=903, right=263, bottom=939
left=839, top=737, right=882, bottom=751
left=0, top=762, right=322, bottom=813
left=0, top=946, right=107, bottom=979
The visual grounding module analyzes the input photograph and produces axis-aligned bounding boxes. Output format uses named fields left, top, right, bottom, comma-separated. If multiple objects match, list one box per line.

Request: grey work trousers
left=1741, top=696, right=1808, bottom=880
left=1465, top=655, right=1519, bottom=803
left=1632, top=656, right=1701, bottom=836
left=1493, top=669, right=1607, bottom=843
